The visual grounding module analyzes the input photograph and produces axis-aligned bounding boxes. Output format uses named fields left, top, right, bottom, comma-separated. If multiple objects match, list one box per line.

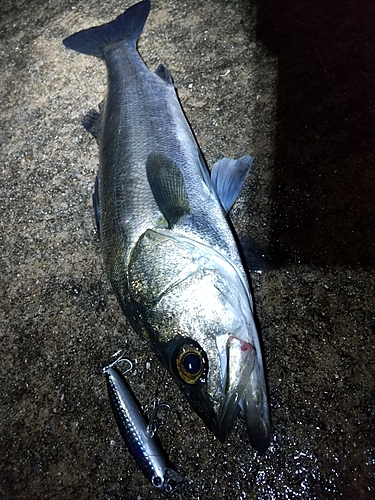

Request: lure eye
left=176, top=345, right=205, bottom=384
left=152, top=476, right=163, bottom=488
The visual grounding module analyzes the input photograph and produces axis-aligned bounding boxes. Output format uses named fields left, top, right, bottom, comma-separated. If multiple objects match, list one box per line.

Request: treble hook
left=103, top=349, right=133, bottom=375
left=145, top=395, right=170, bottom=437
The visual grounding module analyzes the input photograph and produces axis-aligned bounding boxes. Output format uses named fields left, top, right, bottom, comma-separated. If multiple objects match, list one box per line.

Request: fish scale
left=63, top=0, right=271, bottom=454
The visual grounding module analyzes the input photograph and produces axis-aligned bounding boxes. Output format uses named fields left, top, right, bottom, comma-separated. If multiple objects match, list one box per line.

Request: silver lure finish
left=104, top=363, right=183, bottom=491
left=63, top=0, right=271, bottom=451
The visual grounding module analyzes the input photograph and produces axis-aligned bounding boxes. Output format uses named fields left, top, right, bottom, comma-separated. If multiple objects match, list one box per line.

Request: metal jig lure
left=103, top=353, right=183, bottom=492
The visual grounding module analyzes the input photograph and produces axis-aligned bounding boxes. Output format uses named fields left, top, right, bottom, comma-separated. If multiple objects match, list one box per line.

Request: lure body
left=104, top=365, right=182, bottom=491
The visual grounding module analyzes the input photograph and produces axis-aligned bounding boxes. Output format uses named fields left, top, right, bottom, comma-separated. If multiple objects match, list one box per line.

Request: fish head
left=128, top=229, right=271, bottom=451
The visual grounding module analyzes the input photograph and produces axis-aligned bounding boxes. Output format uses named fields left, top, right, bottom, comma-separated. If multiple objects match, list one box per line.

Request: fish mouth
left=173, top=336, right=256, bottom=443
left=215, top=336, right=271, bottom=453
left=162, top=334, right=271, bottom=452
left=164, top=336, right=254, bottom=443
left=214, top=335, right=256, bottom=442
left=214, top=335, right=271, bottom=452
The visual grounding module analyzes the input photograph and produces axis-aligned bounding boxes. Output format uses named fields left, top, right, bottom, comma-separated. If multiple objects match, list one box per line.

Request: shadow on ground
left=252, top=0, right=375, bottom=266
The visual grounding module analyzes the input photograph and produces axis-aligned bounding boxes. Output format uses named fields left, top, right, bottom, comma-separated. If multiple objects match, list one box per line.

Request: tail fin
left=63, top=0, right=151, bottom=58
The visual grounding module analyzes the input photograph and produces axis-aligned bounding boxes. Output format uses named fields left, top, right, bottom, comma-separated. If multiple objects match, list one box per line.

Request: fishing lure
left=103, top=355, right=183, bottom=492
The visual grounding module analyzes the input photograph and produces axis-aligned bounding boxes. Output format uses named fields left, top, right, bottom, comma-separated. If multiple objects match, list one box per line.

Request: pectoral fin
left=211, top=155, right=253, bottom=214
left=146, top=153, right=190, bottom=228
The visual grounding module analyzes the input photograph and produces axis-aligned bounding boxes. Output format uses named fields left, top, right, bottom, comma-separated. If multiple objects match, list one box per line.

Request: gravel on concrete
left=1, top=0, right=374, bottom=498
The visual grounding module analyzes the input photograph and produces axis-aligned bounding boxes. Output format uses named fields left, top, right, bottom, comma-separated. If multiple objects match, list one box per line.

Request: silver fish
left=103, top=357, right=183, bottom=491
left=63, top=0, right=271, bottom=452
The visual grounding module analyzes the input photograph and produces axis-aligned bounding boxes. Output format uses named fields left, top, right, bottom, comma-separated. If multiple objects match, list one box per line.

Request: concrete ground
left=1, top=0, right=374, bottom=498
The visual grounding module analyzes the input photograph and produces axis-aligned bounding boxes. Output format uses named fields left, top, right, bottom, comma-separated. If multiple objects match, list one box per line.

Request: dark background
left=253, top=0, right=375, bottom=266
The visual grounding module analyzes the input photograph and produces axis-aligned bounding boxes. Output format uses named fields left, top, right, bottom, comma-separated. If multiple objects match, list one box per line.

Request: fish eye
left=176, top=344, right=205, bottom=384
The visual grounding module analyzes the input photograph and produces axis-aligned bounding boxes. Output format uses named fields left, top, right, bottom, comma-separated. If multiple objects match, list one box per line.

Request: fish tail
left=63, top=0, right=151, bottom=58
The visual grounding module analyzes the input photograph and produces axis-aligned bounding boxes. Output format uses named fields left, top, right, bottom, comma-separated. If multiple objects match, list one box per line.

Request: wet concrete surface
left=1, top=0, right=374, bottom=498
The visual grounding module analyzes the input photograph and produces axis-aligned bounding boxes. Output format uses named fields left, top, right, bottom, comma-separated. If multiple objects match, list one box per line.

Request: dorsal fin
left=82, top=106, right=102, bottom=141
left=146, top=153, right=190, bottom=228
